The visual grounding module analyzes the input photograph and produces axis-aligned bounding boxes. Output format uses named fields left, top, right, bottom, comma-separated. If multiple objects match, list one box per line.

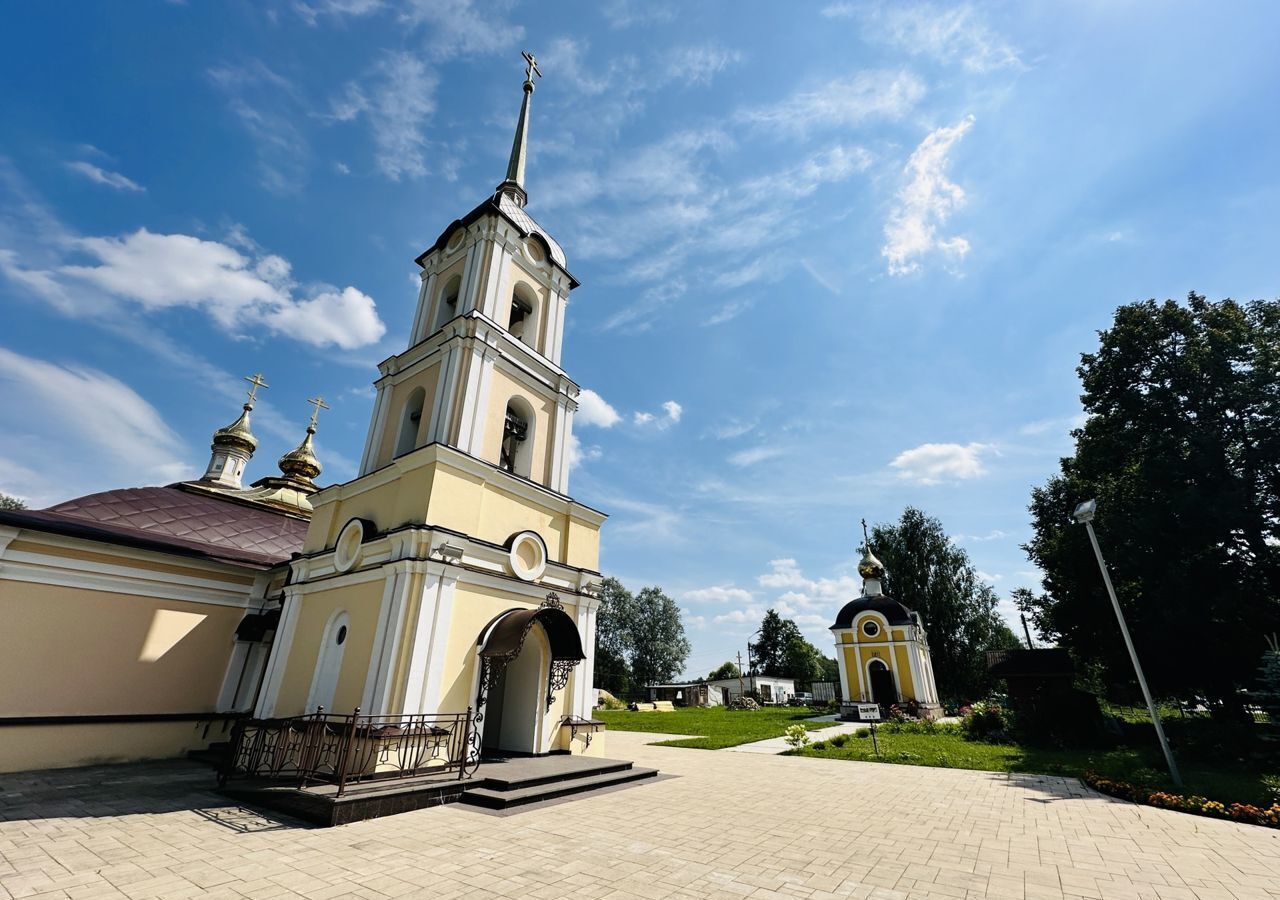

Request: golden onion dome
left=212, top=404, right=258, bottom=454
left=278, top=424, right=322, bottom=483
left=857, top=544, right=886, bottom=581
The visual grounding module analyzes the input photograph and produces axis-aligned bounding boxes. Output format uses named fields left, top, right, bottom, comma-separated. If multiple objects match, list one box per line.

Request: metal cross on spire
left=306, top=396, right=330, bottom=430
left=522, top=50, right=541, bottom=86
left=861, top=517, right=871, bottom=551
left=243, top=373, right=269, bottom=405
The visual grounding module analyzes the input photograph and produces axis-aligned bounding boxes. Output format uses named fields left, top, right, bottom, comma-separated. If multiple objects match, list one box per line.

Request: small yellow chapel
left=831, top=531, right=942, bottom=720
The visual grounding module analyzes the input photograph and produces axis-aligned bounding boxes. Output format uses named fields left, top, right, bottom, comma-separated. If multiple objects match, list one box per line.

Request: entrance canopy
left=478, top=599, right=585, bottom=663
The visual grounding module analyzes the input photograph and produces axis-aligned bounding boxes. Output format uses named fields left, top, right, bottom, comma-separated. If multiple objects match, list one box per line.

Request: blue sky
left=3, top=1, right=1278, bottom=678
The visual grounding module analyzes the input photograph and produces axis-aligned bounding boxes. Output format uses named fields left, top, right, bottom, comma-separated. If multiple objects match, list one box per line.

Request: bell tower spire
left=496, top=50, right=541, bottom=209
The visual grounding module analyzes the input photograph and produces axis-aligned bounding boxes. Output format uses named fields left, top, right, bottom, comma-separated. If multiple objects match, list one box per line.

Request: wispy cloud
left=737, top=71, right=925, bottom=134
left=825, top=2, right=1023, bottom=73
left=663, top=43, right=742, bottom=86
left=728, top=445, right=784, bottom=467
left=208, top=61, right=310, bottom=193
left=882, top=115, right=975, bottom=275
left=683, top=584, right=754, bottom=604
left=0, top=347, right=188, bottom=504
left=331, top=51, right=438, bottom=180
left=889, top=440, right=993, bottom=484
left=633, top=400, right=683, bottom=429
left=65, top=161, right=145, bottom=193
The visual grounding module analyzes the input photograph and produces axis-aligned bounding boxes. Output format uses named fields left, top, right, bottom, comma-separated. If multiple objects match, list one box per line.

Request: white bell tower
left=357, top=51, right=582, bottom=494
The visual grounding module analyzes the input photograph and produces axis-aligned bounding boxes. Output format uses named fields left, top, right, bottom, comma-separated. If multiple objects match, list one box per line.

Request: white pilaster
left=481, top=239, right=511, bottom=321
left=409, top=272, right=437, bottom=344
left=550, top=295, right=568, bottom=365
left=359, top=384, right=392, bottom=475
left=454, top=345, right=497, bottom=456
left=255, top=586, right=304, bottom=718
left=572, top=601, right=599, bottom=719
left=429, top=343, right=463, bottom=444
left=402, top=569, right=459, bottom=714
left=833, top=634, right=850, bottom=701
left=549, top=395, right=574, bottom=494
left=362, top=563, right=417, bottom=714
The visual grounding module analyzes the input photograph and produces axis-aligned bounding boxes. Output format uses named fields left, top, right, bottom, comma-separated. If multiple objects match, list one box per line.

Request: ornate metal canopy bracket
left=546, top=658, right=581, bottom=711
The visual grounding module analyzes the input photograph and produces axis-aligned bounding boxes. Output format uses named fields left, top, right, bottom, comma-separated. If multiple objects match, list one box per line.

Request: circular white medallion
left=507, top=530, right=548, bottom=582
left=333, top=519, right=367, bottom=573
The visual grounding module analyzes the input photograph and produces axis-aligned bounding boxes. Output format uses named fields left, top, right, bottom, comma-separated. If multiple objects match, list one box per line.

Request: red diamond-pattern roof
left=1, top=485, right=307, bottom=568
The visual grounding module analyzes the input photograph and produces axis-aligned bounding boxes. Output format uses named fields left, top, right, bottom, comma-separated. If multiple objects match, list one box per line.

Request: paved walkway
left=2, top=731, right=1278, bottom=899
left=725, top=716, right=961, bottom=755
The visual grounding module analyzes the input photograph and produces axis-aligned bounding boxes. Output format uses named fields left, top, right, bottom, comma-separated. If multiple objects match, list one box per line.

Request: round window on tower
left=524, top=238, right=545, bottom=264
left=333, top=518, right=369, bottom=573
left=507, top=530, right=548, bottom=582
left=862, top=620, right=881, bottom=638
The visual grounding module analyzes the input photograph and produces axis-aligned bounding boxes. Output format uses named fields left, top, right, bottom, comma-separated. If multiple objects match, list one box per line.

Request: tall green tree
left=871, top=508, right=1021, bottom=701
left=1022, top=295, right=1280, bottom=705
left=707, top=661, right=740, bottom=681
left=594, top=577, right=636, bottom=696
left=782, top=634, right=826, bottom=688
left=0, top=493, right=25, bottom=510
left=627, top=586, right=691, bottom=688
left=752, top=609, right=802, bottom=675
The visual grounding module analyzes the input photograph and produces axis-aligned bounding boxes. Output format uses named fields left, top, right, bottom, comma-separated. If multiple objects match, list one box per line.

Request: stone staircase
left=461, top=755, right=657, bottom=811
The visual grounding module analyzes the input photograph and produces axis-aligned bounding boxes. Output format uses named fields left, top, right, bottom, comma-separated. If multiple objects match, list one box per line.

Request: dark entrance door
left=868, top=660, right=896, bottom=707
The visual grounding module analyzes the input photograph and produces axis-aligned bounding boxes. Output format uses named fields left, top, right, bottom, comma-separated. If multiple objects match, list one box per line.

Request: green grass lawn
left=595, top=705, right=828, bottom=749
left=791, top=726, right=1277, bottom=807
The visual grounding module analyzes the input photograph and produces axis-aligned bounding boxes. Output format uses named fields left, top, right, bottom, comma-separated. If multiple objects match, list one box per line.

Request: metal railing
left=219, top=707, right=475, bottom=796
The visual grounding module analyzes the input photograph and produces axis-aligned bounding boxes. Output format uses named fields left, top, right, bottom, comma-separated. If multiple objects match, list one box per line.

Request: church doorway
left=474, top=595, right=586, bottom=758
left=868, top=659, right=896, bottom=707
left=481, top=623, right=548, bottom=755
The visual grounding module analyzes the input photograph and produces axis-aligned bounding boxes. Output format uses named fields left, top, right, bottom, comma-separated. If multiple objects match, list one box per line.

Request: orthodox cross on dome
left=522, top=50, right=541, bottom=87
left=306, top=396, right=329, bottom=430
left=244, top=373, right=269, bottom=407
left=499, top=50, right=543, bottom=207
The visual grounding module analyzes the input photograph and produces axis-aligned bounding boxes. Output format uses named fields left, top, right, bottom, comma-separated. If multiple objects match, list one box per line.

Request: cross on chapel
left=244, top=373, right=269, bottom=405
left=306, top=396, right=329, bottom=429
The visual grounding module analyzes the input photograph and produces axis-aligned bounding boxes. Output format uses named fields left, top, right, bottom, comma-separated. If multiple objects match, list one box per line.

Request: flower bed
left=1084, top=770, right=1280, bottom=828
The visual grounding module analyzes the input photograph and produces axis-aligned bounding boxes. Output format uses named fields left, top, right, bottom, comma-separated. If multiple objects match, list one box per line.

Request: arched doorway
left=474, top=594, right=585, bottom=757
left=868, top=658, right=896, bottom=707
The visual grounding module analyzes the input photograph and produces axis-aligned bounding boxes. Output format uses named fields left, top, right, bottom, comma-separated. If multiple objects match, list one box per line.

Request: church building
left=831, top=532, right=942, bottom=720
left=0, top=53, right=608, bottom=772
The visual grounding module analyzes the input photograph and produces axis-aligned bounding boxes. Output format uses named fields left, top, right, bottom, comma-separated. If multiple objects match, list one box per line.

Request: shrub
left=962, top=700, right=1014, bottom=742
left=811, top=741, right=826, bottom=751
left=784, top=724, right=810, bottom=749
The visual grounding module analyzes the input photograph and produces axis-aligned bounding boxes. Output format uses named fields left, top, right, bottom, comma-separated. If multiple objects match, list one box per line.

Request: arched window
left=433, top=274, right=462, bottom=333
left=509, top=285, right=537, bottom=348
left=500, top=397, right=535, bottom=478
left=394, top=387, right=426, bottom=458
left=307, top=610, right=349, bottom=713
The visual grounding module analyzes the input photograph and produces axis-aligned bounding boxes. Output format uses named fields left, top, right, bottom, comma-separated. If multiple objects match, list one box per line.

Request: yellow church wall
left=6, top=540, right=259, bottom=587
left=842, top=646, right=862, bottom=699
left=564, top=515, right=602, bottom=572
left=374, top=361, right=443, bottom=469
left=0, top=719, right=237, bottom=773
left=481, top=367, right=555, bottom=484
left=271, top=579, right=385, bottom=717
left=302, top=465, right=438, bottom=553
left=0, top=580, right=243, bottom=717
left=893, top=645, right=916, bottom=698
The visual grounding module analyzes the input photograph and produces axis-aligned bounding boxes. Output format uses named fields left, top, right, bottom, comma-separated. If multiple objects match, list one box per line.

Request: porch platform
left=219, top=754, right=657, bottom=826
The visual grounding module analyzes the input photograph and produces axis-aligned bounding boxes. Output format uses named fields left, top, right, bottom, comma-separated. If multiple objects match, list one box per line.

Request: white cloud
left=600, top=0, right=675, bottom=29
left=728, top=446, right=784, bottom=467
left=738, top=71, right=925, bottom=134
left=9, top=227, right=385, bottom=349
left=633, top=399, right=683, bottom=430
left=889, top=440, right=992, bottom=484
left=758, top=558, right=810, bottom=589
left=576, top=388, right=621, bottom=428
left=683, top=585, right=754, bottom=604
left=975, top=570, right=1004, bottom=583
left=65, top=161, right=144, bottom=193
left=830, top=3, right=1023, bottom=74
left=0, top=348, right=188, bottom=505
left=882, top=115, right=975, bottom=275
left=955, top=529, right=1007, bottom=542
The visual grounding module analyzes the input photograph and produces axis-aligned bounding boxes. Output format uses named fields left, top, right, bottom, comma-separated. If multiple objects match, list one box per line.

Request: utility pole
left=735, top=651, right=746, bottom=705
left=1020, top=613, right=1034, bottom=650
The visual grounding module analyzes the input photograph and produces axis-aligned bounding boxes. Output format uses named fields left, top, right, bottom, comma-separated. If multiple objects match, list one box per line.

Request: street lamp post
left=1073, top=499, right=1182, bottom=787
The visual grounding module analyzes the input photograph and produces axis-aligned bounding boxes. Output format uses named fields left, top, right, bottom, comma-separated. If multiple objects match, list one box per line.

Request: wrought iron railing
left=219, top=707, right=476, bottom=796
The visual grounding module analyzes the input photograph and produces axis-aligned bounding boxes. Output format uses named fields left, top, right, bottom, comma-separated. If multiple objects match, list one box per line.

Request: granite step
left=461, top=765, right=658, bottom=810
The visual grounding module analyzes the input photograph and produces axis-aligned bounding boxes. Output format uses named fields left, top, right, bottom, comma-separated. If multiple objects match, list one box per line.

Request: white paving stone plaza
left=2, top=731, right=1278, bottom=900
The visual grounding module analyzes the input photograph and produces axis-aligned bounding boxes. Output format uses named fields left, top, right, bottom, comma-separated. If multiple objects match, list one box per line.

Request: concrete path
left=2, top=731, right=1278, bottom=899
left=723, top=719, right=871, bottom=754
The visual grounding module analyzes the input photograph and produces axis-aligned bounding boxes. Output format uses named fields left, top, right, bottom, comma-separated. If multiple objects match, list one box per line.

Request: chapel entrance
left=475, top=594, right=585, bottom=757
left=868, top=659, right=897, bottom=707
